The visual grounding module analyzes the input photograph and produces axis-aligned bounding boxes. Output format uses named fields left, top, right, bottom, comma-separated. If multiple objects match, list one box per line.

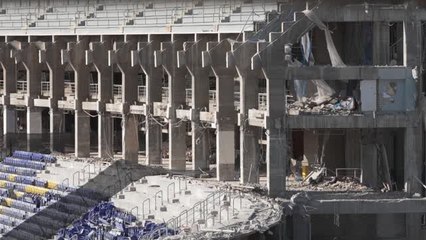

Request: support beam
left=134, top=40, right=163, bottom=165
left=158, top=40, right=187, bottom=170
left=0, top=43, right=17, bottom=134
left=87, top=40, right=113, bottom=159
left=206, top=40, right=237, bottom=181
left=110, top=41, right=139, bottom=162
left=180, top=39, right=210, bottom=171
left=404, top=127, right=423, bottom=194
left=39, top=41, right=66, bottom=135
left=255, top=14, right=315, bottom=196
left=232, top=42, right=260, bottom=184
left=13, top=42, right=43, bottom=135
left=62, top=38, right=91, bottom=158
left=361, top=129, right=378, bottom=188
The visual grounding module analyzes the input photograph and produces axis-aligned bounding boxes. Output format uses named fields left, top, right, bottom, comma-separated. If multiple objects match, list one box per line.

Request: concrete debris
left=288, top=96, right=356, bottom=115
left=287, top=175, right=370, bottom=192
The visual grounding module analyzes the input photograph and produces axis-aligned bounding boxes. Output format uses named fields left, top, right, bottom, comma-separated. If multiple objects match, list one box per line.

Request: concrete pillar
left=265, top=72, right=287, bottom=197
left=157, top=40, right=187, bottom=170
left=179, top=40, right=210, bottom=171
left=86, top=40, right=113, bottom=158
left=26, top=109, right=42, bottom=134
left=345, top=129, right=361, bottom=168
left=12, top=42, right=44, bottom=135
left=206, top=40, right=237, bottom=181
left=39, top=41, right=65, bottom=133
left=361, top=129, right=378, bottom=188
left=293, top=210, right=311, bottom=240
left=109, top=41, right=139, bottom=162
left=406, top=213, right=422, bottom=240
left=404, top=127, right=423, bottom=194
left=255, top=15, right=316, bottom=196
left=0, top=43, right=17, bottom=134
left=39, top=41, right=66, bottom=152
left=133, top=40, right=163, bottom=165
left=3, top=106, right=16, bottom=134
left=232, top=42, right=260, bottom=183
left=62, top=39, right=91, bottom=157
left=403, top=17, right=422, bottom=97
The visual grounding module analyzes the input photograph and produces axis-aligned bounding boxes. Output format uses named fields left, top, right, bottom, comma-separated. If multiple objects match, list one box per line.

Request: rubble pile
left=287, top=175, right=370, bottom=192
left=288, top=96, right=356, bottom=115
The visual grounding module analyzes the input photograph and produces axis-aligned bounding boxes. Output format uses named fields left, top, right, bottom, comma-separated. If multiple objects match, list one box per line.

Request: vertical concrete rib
left=157, top=40, right=187, bottom=170
left=404, top=127, right=423, bottom=194
left=39, top=40, right=66, bottom=152
left=133, top=40, right=162, bottom=165
left=39, top=41, right=65, bottom=134
left=86, top=40, right=113, bottom=158
left=62, top=38, right=91, bottom=157
left=232, top=42, right=260, bottom=184
left=179, top=39, right=210, bottom=170
left=205, top=40, right=236, bottom=181
left=109, top=41, right=139, bottom=162
left=0, top=43, right=17, bottom=134
left=12, top=42, right=43, bottom=135
left=360, top=129, right=378, bottom=188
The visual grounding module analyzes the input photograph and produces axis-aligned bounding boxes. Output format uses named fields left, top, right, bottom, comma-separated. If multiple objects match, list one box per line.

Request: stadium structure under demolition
left=0, top=0, right=423, bottom=239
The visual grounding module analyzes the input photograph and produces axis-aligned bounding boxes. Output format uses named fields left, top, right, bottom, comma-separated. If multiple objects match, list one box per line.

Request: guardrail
left=64, top=82, right=75, bottom=96
left=138, top=85, right=146, bottom=102
left=41, top=82, right=50, bottom=96
left=162, top=87, right=169, bottom=103
left=89, top=83, right=98, bottom=98
left=16, top=81, right=27, bottom=94
left=113, top=84, right=122, bottom=100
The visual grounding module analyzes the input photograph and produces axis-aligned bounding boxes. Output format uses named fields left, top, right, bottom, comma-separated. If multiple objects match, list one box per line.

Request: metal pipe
left=142, top=198, right=151, bottom=219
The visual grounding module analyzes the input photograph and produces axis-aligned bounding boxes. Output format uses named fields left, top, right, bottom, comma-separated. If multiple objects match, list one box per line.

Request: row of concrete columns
left=0, top=35, right=278, bottom=193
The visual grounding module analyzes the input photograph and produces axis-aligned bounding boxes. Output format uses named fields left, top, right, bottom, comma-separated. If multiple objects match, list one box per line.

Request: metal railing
left=209, top=90, right=216, bottom=103
left=0, top=80, right=4, bottom=95
left=16, top=81, right=27, bottom=94
left=89, top=83, right=98, bottom=98
left=113, top=84, right=122, bottom=99
left=138, top=85, right=146, bottom=102
left=162, top=87, right=169, bottom=102
left=64, top=82, right=75, bottom=96
left=145, top=190, right=230, bottom=238
left=258, top=93, right=267, bottom=110
left=41, top=82, right=50, bottom=96
left=185, top=88, right=192, bottom=104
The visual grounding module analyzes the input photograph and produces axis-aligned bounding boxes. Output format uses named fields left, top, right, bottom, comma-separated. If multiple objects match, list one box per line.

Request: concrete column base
left=50, top=133, right=64, bottom=153
left=267, top=129, right=287, bottom=197
left=27, top=134, right=43, bottom=152
left=27, top=108, right=42, bottom=135
left=50, top=110, right=64, bottom=133
left=146, top=119, right=162, bottom=165
left=98, top=113, right=113, bottom=159
left=75, top=111, right=90, bottom=158
left=3, top=106, right=16, bottom=134
left=216, top=129, right=235, bottom=181
left=168, top=120, right=186, bottom=171
left=122, top=115, right=139, bottom=162
left=240, top=126, right=259, bottom=184
left=191, top=121, right=209, bottom=171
